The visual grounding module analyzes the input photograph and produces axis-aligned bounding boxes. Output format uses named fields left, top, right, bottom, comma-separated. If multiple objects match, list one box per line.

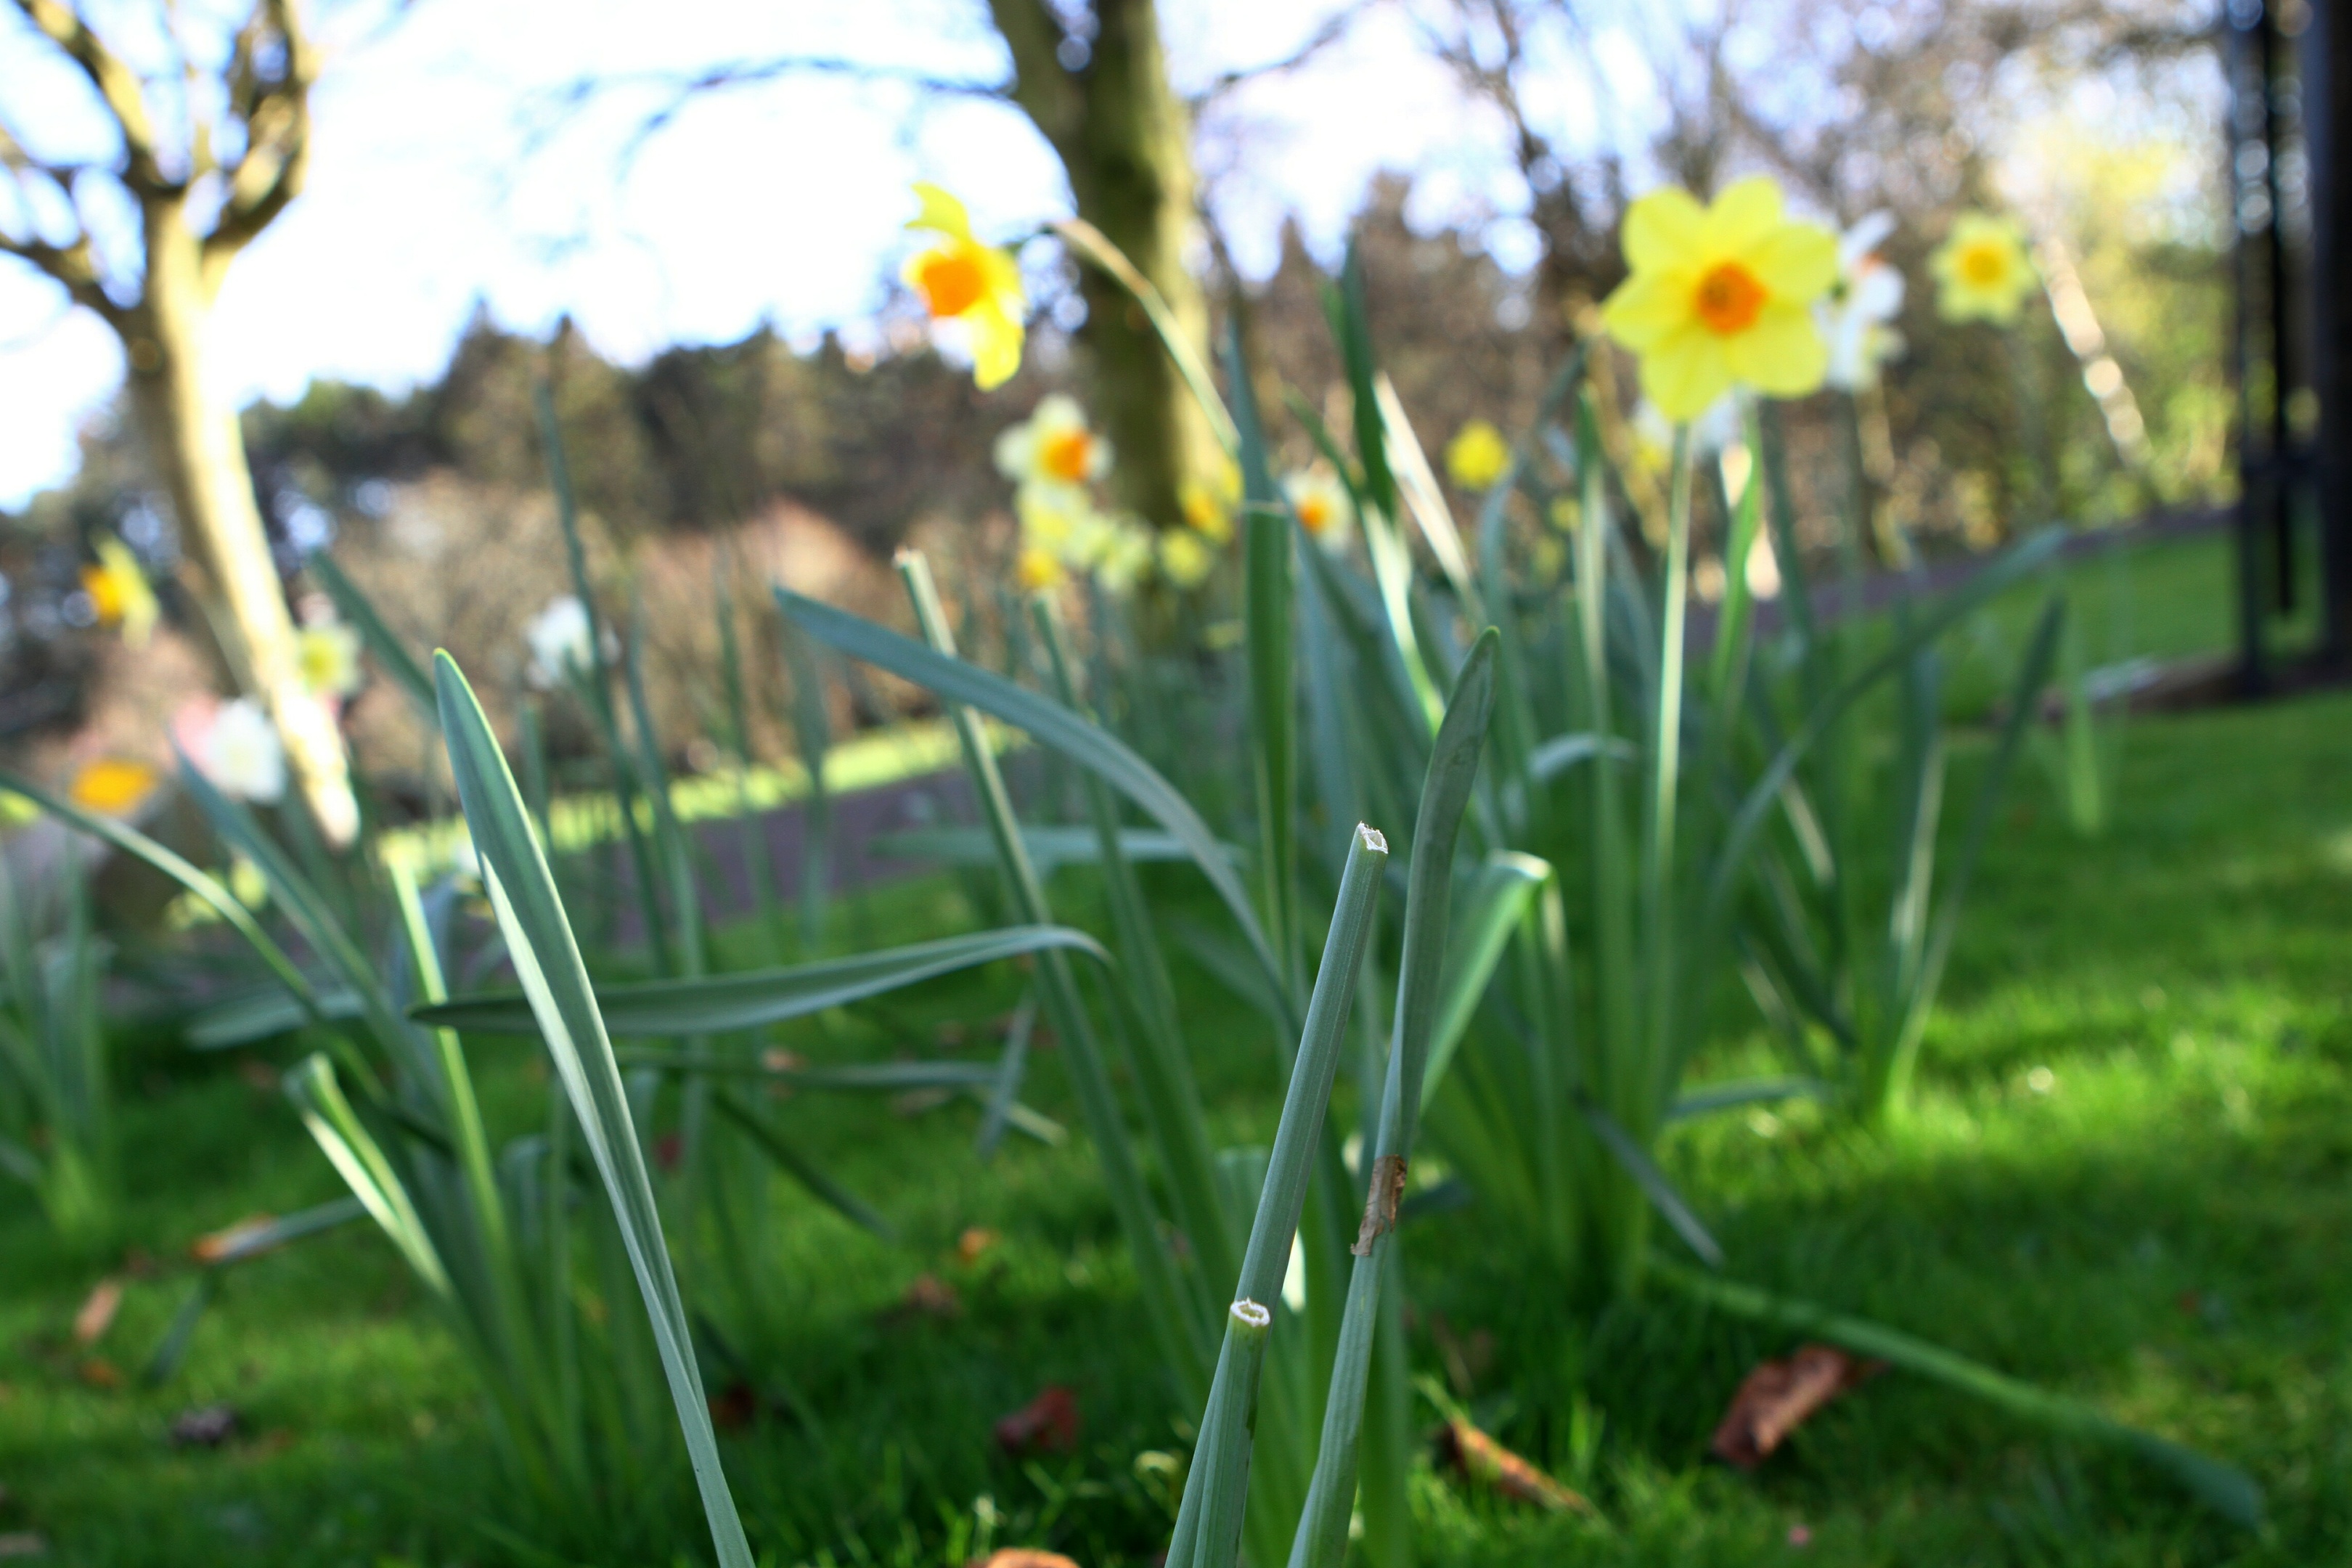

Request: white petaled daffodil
left=524, top=595, right=600, bottom=690
left=1282, top=468, right=1355, bottom=553
left=994, top=394, right=1112, bottom=495
left=198, top=698, right=288, bottom=804
left=1093, top=520, right=1159, bottom=597
left=1821, top=211, right=1906, bottom=393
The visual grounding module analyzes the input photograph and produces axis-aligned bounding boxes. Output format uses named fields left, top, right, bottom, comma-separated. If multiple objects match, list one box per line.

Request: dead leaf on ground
left=956, top=1227, right=1000, bottom=1267
left=170, top=1404, right=240, bottom=1447
left=74, top=1359, right=121, bottom=1391
left=1709, top=1343, right=1882, bottom=1469
left=0, top=1530, right=47, bottom=1559
left=1435, top=1416, right=1592, bottom=1514
left=973, top=1551, right=1079, bottom=1568
left=994, top=1384, right=1081, bottom=1457
left=72, top=1279, right=122, bottom=1346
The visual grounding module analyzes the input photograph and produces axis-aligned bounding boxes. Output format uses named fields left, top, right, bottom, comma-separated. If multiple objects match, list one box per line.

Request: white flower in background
left=994, top=394, right=1113, bottom=494
left=525, top=595, right=597, bottom=690
left=1282, top=468, right=1355, bottom=553
left=1633, top=393, right=1743, bottom=469
left=1821, top=211, right=1906, bottom=392
left=296, top=620, right=364, bottom=698
left=198, top=698, right=287, bottom=804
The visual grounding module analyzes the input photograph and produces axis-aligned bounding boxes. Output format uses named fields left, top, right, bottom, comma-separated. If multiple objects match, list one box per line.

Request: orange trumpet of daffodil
left=1601, top=176, right=1838, bottom=422
left=905, top=183, right=1026, bottom=391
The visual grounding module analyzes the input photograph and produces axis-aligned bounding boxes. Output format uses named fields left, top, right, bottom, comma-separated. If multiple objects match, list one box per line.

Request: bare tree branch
left=1187, top=7, right=1358, bottom=110
left=13, top=0, right=173, bottom=194
left=201, top=0, right=317, bottom=295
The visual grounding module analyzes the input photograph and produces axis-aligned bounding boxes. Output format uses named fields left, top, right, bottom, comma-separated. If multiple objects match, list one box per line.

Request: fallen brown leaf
left=1435, top=1415, right=1593, bottom=1513
left=973, top=1551, right=1079, bottom=1568
left=994, top=1384, right=1081, bottom=1457
left=1709, top=1344, right=1882, bottom=1469
left=956, top=1227, right=1000, bottom=1267
left=75, top=1358, right=121, bottom=1391
left=72, top=1279, right=122, bottom=1347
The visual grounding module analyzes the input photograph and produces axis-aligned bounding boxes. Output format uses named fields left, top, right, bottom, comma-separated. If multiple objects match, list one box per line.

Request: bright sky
left=0, top=0, right=1595, bottom=509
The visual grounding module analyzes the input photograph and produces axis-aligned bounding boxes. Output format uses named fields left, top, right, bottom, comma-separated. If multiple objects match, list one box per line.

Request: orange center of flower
left=69, top=758, right=158, bottom=815
left=81, top=565, right=125, bottom=625
left=1959, top=242, right=2008, bottom=287
left=1040, top=428, right=1094, bottom=483
left=915, top=249, right=986, bottom=318
left=1694, top=261, right=1767, bottom=335
left=1294, top=494, right=1332, bottom=534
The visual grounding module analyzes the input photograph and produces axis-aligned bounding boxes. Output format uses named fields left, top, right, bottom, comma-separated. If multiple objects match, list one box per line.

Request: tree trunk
left=124, top=197, right=358, bottom=846
left=989, top=0, right=1221, bottom=529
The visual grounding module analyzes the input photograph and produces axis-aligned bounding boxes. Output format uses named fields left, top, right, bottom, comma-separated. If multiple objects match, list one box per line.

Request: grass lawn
left=1, top=528, right=2345, bottom=1566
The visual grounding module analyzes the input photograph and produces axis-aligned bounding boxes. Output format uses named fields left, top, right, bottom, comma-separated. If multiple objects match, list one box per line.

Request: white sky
left=0, top=0, right=1574, bottom=508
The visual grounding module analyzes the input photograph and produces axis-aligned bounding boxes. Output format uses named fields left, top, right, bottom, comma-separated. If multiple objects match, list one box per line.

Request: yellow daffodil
left=1601, top=176, right=1837, bottom=421
left=81, top=535, right=159, bottom=648
left=1283, top=468, right=1353, bottom=552
left=1930, top=211, right=2036, bottom=325
left=1159, top=527, right=1215, bottom=589
left=995, top=394, right=1111, bottom=493
left=68, top=756, right=160, bottom=817
left=905, top=182, right=1026, bottom=391
left=1016, top=546, right=1066, bottom=592
left=1180, top=457, right=1241, bottom=544
left=297, top=621, right=363, bottom=698
left=1445, top=419, right=1511, bottom=491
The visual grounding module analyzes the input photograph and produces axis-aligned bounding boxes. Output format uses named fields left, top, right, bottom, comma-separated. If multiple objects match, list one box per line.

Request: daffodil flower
left=1445, top=419, right=1512, bottom=491
left=1930, top=211, right=2036, bottom=325
left=297, top=619, right=364, bottom=698
left=1180, top=457, right=1242, bottom=544
left=995, top=394, right=1111, bottom=493
left=1093, top=520, right=1158, bottom=597
left=82, top=534, right=159, bottom=648
left=68, top=757, right=160, bottom=817
left=186, top=697, right=287, bottom=804
left=1601, top=176, right=1837, bottom=422
left=1016, top=546, right=1066, bottom=592
left=1283, top=468, right=1354, bottom=553
left=524, top=595, right=612, bottom=690
left=1159, top=527, right=1216, bottom=589
left=1821, top=211, right=1906, bottom=392
left=905, top=182, right=1026, bottom=391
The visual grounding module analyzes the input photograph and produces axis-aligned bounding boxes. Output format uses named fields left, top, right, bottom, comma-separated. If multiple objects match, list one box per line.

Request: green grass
left=4, top=531, right=2348, bottom=1566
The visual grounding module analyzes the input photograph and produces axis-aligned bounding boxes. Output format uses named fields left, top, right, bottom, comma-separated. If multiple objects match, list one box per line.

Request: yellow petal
left=1622, top=187, right=1707, bottom=273
left=907, top=181, right=973, bottom=241
left=1640, top=324, right=1735, bottom=422
left=1744, top=221, right=1837, bottom=305
left=1601, top=268, right=1694, bottom=349
left=968, top=301, right=1026, bottom=391
left=1702, top=176, right=1787, bottom=256
left=1723, top=303, right=1828, bottom=397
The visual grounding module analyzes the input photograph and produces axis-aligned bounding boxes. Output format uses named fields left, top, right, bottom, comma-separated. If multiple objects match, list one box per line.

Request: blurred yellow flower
left=1180, top=457, right=1241, bottom=544
left=1159, top=527, right=1215, bottom=589
left=82, top=535, right=159, bottom=648
left=1283, top=468, right=1353, bottom=552
left=297, top=621, right=363, bottom=698
left=1601, top=176, right=1837, bottom=421
left=1445, top=420, right=1511, bottom=491
left=68, top=756, right=160, bottom=817
left=1930, top=211, right=2036, bottom=325
left=905, top=183, right=1026, bottom=390
left=1095, top=521, right=1157, bottom=597
left=1017, top=546, right=1066, bottom=592
left=995, top=394, right=1111, bottom=492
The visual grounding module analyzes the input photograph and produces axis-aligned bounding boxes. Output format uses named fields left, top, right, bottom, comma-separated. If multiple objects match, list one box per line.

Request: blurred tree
left=0, top=0, right=356, bottom=843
